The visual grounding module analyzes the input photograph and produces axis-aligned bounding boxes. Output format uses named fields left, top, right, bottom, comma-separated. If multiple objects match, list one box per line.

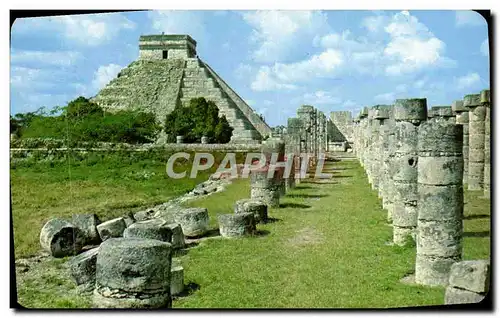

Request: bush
left=164, top=97, right=233, bottom=143
left=14, top=96, right=160, bottom=144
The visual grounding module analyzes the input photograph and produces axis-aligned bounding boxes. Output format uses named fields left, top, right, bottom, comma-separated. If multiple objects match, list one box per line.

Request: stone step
left=181, top=79, right=217, bottom=89
left=183, top=68, right=208, bottom=77
left=185, top=58, right=202, bottom=68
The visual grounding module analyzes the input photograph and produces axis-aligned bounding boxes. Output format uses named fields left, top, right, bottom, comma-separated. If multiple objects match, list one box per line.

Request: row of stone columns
left=351, top=90, right=489, bottom=288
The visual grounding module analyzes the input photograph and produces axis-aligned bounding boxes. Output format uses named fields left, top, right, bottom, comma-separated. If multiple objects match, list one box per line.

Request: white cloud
left=455, top=11, right=486, bottom=27
left=455, top=72, right=481, bottom=90
left=12, top=13, right=136, bottom=46
left=149, top=11, right=206, bottom=42
left=383, top=11, right=456, bottom=76
left=11, top=49, right=83, bottom=67
left=250, top=49, right=343, bottom=91
left=250, top=66, right=297, bottom=91
left=361, top=15, right=388, bottom=33
left=481, top=38, right=489, bottom=56
left=374, top=92, right=396, bottom=103
left=242, top=10, right=329, bottom=63
left=302, top=91, right=341, bottom=105
left=92, top=64, right=124, bottom=90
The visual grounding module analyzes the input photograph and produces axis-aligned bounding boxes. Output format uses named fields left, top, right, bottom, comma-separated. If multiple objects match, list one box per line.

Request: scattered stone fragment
left=96, top=217, right=126, bottom=241
left=40, top=218, right=86, bottom=258
left=71, top=214, right=101, bottom=245
left=218, top=213, right=256, bottom=238
left=448, top=260, right=490, bottom=294
left=174, top=208, right=209, bottom=237
left=171, top=258, right=184, bottom=296
left=67, top=247, right=99, bottom=292
left=93, top=238, right=173, bottom=308
left=165, top=223, right=185, bottom=249
left=234, top=199, right=268, bottom=223
left=444, top=286, right=486, bottom=305
left=123, top=219, right=173, bottom=242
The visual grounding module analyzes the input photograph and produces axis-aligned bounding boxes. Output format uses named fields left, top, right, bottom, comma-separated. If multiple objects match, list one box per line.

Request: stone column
left=379, top=106, right=395, bottom=211
left=359, top=107, right=369, bottom=167
left=430, top=106, right=455, bottom=124
left=392, top=98, right=427, bottom=245
left=464, top=94, right=485, bottom=190
left=286, top=117, right=301, bottom=188
left=262, top=137, right=286, bottom=196
left=481, top=89, right=490, bottom=198
left=352, top=116, right=360, bottom=157
left=415, top=121, right=463, bottom=286
left=370, top=105, right=390, bottom=190
left=452, top=100, right=470, bottom=185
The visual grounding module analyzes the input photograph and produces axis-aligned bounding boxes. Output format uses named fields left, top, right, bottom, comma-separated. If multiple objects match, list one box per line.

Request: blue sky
left=10, top=10, right=490, bottom=127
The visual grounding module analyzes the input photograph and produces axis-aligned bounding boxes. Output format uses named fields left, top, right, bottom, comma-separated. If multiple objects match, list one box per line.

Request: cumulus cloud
left=149, top=11, right=207, bottom=43
left=382, top=11, right=456, bottom=76
left=242, top=10, right=329, bottom=63
left=455, top=72, right=481, bottom=90
left=12, top=13, right=136, bottom=46
left=455, top=10, right=486, bottom=27
left=250, top=49, right=343, bottom=91
left=91, top=64, right=124, bottom=90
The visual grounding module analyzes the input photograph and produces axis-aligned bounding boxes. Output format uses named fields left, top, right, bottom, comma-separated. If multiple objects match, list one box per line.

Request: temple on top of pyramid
left=91, top=34, right=272, bottom=143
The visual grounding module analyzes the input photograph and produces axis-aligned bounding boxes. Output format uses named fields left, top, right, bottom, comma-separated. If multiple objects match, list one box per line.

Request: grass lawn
left=13, top=157, right=490, bottom=308
left=10, top=152, right=216, bottom=258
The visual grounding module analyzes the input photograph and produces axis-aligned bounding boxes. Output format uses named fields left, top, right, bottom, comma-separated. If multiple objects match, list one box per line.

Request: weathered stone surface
left=415, top=121, right=464, bottom=287
left=415, top=255, right=461, bottom=287
left=96, top=217, right=126, bottom=241
left=123, top=219, right=173, bottom=242
left=394, top=98, right=427, bottom=122
left=40, top=218, right=85, bottom=257
left=67, top=247, right=99, bottom=292
left=93, top=238, right=172, bottom=308
left=166, top=223, right=185, bottom=249
left=174, top=208, right=209, bottom=237
left=449, top=260, right=490, bottom=293
left=171, top=259, right=184, bottom=296
left=465, top=93, right=486, bottom=191
left=71, top=214, right=101, bottom=245
left=123, top=212, right=136, bottom=227
left=234, top=199, right=268, bottom=223
left=218, top=213, right=256, bottom=238
left=444, top=286, right=485, bottom=305
left=250, top=188, right=280, bottom=208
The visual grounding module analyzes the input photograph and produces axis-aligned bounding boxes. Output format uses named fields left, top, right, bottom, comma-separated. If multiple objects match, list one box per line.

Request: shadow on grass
left=255, top=229, right=270, bottom=237
left=464, top=214, right=490, bottom=220
left=286, top=194, right=328, bottom=199
left=301, top=180, right=337, bottom=184
left=175, top=282, right=201, bottom=298
left=331, top=175, right=353, bottom=178
left=463, top=231, right=490, bottom=238
left=279, top=202, right=311, bottom=209
left=265, top=217, right=282, bottom=223
left=292, top=185, right=313, bottom=190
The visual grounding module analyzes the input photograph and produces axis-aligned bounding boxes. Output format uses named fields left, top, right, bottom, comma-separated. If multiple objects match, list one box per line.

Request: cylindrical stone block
left=40, top=218, right=85, bottom=257
left=174, top=208, right=209, bottom=237
left=123, top=219, right=173, bottom=242
left=71, top=214, right=101, bottom=245
left=96, top=217, right=126, bottom=241
left=392, top=98, right=427, bottom=245
left=67, top=247, right=99, bottom=292
left=201, top=136, right=209, bottom=144
left=415, top=121, right=463, bottom=287
left=250, top=169, right=280, bottom=208
left=464, top=94, right=485, bottom=190
left=234, top=199, right=268, bottom=223
left=93, top=238, right=172, bottom=308
left=176, top=135, right=184, bottom=144
left=217, top=213, right=256, bottom=238
left=454, top=105, right=469, bottom=185
left=171, top=259, right=184, bottom=296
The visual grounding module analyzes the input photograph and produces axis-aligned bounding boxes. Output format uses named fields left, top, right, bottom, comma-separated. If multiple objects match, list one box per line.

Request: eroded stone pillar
left=464, top=94, right=485, bottom=190
left=262, top=137, right=286, bottom=196
left=379, top=106, right=395, bottom=210
left=481, top=89, right=491, bottom=198
left=415, top=121, right=463, bottom=286
left=452, top=100, right=470, bottom=185
left=370, top=105, right=390, bottom=191
left=392, top=98, right=427, bottom=245
left=286, top=117, right=301, bottom=188
left=359, top=107, right=369, bottom=167
left=430, top=106, right=455, bottom=124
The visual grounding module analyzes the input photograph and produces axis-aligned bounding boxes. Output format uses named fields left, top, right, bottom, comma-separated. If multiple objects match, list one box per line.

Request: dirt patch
left=287, top=227, right=324, bottom=248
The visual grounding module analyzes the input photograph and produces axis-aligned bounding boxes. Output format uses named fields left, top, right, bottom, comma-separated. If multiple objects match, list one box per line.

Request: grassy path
left=178, top=158, right=490, bottom=308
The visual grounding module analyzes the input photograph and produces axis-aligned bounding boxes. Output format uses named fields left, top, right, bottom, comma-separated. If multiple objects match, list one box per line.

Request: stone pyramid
left=91, top=34, right=272, bottom=143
